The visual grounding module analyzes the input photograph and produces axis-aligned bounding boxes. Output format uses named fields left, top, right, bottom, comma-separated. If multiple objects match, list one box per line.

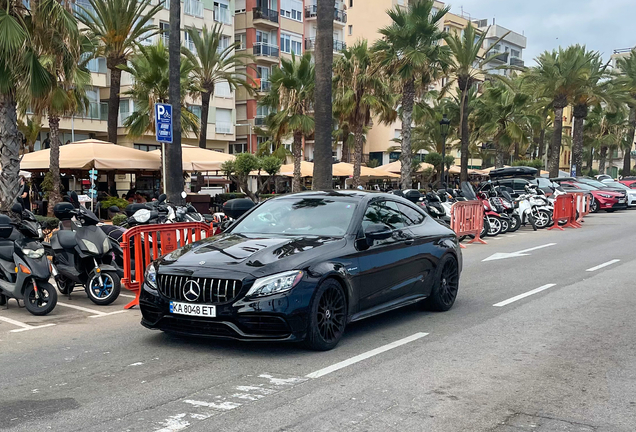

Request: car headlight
left=144, top=263, right=158, bottom=293
left=22, top=247, right=45, bottom=259
left=103, top=237, right=111, bottom=252
left=598, top=193, right=612, bottom=198
left=246, top=270, right=303, bottom=298
left=81, top=239, right=99, bottom=254
left=133, top=209, right=151, bottom=223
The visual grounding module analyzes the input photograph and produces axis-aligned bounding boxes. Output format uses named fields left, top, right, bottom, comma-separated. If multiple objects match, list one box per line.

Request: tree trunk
left=623, top=106, right=636, bottom=176
left=292, top=130, right=303, bottom=192
left=0, top=93, right=21, bottom=212
left=352, top=125, right=364, bottom=188
left=599, top=146, right=607, bottom=174
left=537, top=128, right=546, bottom=161
left=548, top=105, right=565, bottom=178
left=47, top=116, right=62, bottom=216
left=107, top=65, right=122, bottom=144
left=312, top=0, right=335, bottom=190
left=587, top=146, right=594, bottom=175
left=198, top=90, right=212, bottom=149
left=399, top=78, right=415, bottom=189
left=340, top=123, right=350, bottom=163
left=459, top=87, right=470, bottom=182
left=494, top=139, right=504, bottom=168
left=571, top=103, right=587, bottom=177
left=167, top=0, right=185, bottom=204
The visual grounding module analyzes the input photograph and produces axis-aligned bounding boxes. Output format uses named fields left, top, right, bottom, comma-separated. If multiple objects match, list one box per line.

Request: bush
left=111, top=214, right=128, bottom=226
left=512, top=159, right=544, bottom=170
left=100, top=196, right=129, bottom=210
left=586, top=168, right=599, bottom=176
left=35, top=215, right=59, bottom=230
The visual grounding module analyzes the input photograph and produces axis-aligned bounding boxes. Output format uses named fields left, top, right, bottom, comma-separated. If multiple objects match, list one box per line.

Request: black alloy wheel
left=591, top=198, right=600, bottom=213
left=423, top=255, right=460, bottom=312
left=24, top=282, right=57, bottom=316
left=500, top=218, right=510, bottom=233
left=304, top=279, right=346, bottom=351
left=508, top=214, right=521, bottom=232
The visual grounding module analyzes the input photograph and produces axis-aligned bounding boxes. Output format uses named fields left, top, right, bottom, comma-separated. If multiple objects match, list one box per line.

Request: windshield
left=231, top=197, right=357, bottom=237
left=603, top=181, right=628, bottom=190
left=567, top=182, right=596, bottom=191
left=577, top=178, right=607, bottom=188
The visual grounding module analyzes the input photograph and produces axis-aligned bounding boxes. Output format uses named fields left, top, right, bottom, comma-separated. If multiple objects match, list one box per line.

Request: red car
left=559, top=181, right=626, bottom=212
left=619, top=178, right=636, bottom=188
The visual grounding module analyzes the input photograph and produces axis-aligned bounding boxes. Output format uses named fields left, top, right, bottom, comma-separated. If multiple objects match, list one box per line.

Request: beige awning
left=20, top=139, right=161, bottom=170
left=447, top=165, right=482, bottom=175
left=333, top=162, right=399, bottom=178
left=150, top=144, right=234, bottom=172
left=374, top=160, right=434, bottom=174
left=278, top=160, right=314, bottom=177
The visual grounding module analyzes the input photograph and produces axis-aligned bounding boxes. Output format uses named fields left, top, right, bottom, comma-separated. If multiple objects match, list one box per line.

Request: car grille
left=158, top=274, right=242, bottom=304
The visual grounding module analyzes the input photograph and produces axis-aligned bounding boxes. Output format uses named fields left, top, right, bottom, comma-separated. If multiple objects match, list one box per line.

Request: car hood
left=156, top=233, right=347, bottom=277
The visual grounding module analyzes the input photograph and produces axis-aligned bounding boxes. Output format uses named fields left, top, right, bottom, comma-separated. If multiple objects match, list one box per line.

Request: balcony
left=184, top=0, right=203, bottom=18
left=259, top=80, right=271, bottom=93
left=252, top=7, right=279, bottom=28
left=215, top=122, right=233, bottom=134
left=214, top=6, right=231, bottom=24
left=304, top=5, right=347, bottom=24
left=490, top=51, right=509, bottom=63
left=510, top=57, right=524, bottom=67
left=183, top=39, right=196, bottom=54
left=253, top=42, right=280, bottom=63
left=255, top=116, right=267, bottom=126
left=305, top=38, right=346, bottom=52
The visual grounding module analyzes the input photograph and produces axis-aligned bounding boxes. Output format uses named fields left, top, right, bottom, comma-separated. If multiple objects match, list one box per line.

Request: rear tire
left=56, top=275, right=74, bottom=295
left=24, top=282, right=57, bottom=316
left=486, top=217, right=502, bottom=236
left=480, top=218, right=490, bottom=238
left=508, top=215, right=521, bottom=232
left=528, top=214, right=537, bottom=231
left=591, top=199, right=600, bottom=213
left=500, top=218, right=510, bottom=233
left=86, top=271, right=121, bottom=306
left=303, top=279, right=347, bottom=351
left=423, top=255, right=460, bottom=312
left=534, top=210, right=551, bottom=229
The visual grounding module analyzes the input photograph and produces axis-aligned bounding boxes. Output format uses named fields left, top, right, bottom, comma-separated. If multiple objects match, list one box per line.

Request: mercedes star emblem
left=182, top=280, right=201, bottom=302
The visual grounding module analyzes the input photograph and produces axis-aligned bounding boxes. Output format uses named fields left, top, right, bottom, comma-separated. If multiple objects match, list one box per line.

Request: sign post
left=155, top=103, right=173, bottom=195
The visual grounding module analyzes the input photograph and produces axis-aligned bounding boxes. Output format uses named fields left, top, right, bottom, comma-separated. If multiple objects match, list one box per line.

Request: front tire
left=508, top=214, right=521, bottom=232
left=533, top=210, right=551, bottom=229
left=486, top=217, right=502, bottom=236
left=304, top=279, right=347, bottom=351
left=86, top=271, right=121, bottom=306
left=24, top=282, right=57, bottom=316
left=591, top=198, right=600, bottom=213
left=423, top=255, right=460, bottom=312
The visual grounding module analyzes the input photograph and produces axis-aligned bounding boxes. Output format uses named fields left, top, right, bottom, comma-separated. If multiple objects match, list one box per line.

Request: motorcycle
left=48, top=192, right=122, bottom=305
left=0, top=203, right=57, bottom=315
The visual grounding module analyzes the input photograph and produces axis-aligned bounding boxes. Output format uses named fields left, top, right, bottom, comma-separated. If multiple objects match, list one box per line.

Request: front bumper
left=139, top=280, right=315, bottom=342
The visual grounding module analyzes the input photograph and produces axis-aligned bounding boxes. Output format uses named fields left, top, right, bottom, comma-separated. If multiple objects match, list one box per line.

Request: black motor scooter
left=48, top=192, right=121, bottom=305
left=0, top=203, right=57, bottom=315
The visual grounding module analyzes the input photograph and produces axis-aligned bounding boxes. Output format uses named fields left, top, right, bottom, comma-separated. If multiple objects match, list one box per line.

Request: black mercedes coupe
left=139, top=191, right=462, bottom=350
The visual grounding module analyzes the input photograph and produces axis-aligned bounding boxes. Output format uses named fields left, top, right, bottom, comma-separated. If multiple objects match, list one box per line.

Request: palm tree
left=472, top=82, right=534, bottom=168
left=443, top=22, right=508, bottom=181
left=260, top=53, right=315, bottom=192
left=333, top=40, right=395, bottom=187
left=373, top=0, right=449, bottom=189
left=615, top=50, right=636, bottom=175
left=182, top=24, right=254, bottom=149
left=570, top=47, right=614, bottom=176
left=312, top=0, right=336, bottom=190
left=79, top=0, right=162, bottom=144
left=120, top=42, right=200, bottom=139
left=0, top=0, right=54, bottom=212
left=18, top=116, right=43, bottom=154
left=524, top=46, right=590, bottom=177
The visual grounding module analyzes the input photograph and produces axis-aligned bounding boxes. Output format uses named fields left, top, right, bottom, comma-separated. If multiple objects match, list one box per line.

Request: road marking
left=305, top=332, right=428, bottom=379
left=119, top=294, right=136, bottom=299
left=56, top=302, right=124, bottom=318
left=0, top=315, right=56, bottom=333
left=483, top=243, right=557, bottom=262
left=493, top=284, right=557, bottom=307
left=586, top=259, right=620, bottom=272
left=88, top=310, right=126, bottom=318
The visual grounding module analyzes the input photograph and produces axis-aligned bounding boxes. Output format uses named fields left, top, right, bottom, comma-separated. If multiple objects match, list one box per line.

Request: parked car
left=139, top=191, right=463, bottom=350
left=487, top=177, right=561, bottom=197
left=618, top=177, right=636, bottom=188
left=595, top=174, right=613, bottom=181
left=552, top=180, right=626, bottom=212
left=600, top=180, right=636, bottom=207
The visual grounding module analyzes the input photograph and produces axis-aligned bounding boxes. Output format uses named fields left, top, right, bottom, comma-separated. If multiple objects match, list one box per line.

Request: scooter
left=48, top=192, right=121, bottom=305
left=0, top=203, right=57, bottom=315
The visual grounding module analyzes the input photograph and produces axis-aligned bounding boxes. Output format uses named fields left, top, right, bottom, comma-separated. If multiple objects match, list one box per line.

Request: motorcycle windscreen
left=460, top=181, right=477, bottom=200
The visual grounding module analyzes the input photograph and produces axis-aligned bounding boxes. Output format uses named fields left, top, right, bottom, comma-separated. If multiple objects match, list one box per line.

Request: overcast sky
left=447, top=0, right=636, bottom=64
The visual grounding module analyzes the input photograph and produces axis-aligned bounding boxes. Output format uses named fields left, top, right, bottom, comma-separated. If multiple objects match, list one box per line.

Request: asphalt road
left=1, top=211, right=635, bottom=432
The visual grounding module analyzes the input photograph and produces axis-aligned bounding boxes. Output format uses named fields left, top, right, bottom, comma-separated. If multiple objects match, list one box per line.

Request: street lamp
left=439, top=114, right=451, bottom=186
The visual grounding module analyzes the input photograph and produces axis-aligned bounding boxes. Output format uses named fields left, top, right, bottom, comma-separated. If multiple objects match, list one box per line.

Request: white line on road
left=0, top=315, right=56, bottom=332
left=88, top=310, right=126, bottom=318
left=516, top=243, right=557, bottom=254
left=56, top=302, right=109, bottom=317
left=493, top=284, right=557, bottom=307
left=586, top=259, right=620, bottom=272
left=305, top=332, right=429, bottom=379
left=119, top=294, right=136, bottom=299
left=483, top=243, right=557, bottom=262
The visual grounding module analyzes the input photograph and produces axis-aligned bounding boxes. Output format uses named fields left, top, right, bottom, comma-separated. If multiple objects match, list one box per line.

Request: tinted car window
left=513, top=180, right=529, bottom=190
left=396, top=202, right=425, bottom=226
left=362, top=201, right=405, bottom=230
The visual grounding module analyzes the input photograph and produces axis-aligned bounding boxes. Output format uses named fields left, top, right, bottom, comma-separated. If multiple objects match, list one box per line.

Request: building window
left=280, top=0, right=302, bottom=22
left=257, top=136, right=270, bottom=149
left=217, top=35, right=231, bottom=53
left=216, top=80, right=232, bottom=98
left=184, top=0, right=203, bottom=18
left=216, top=108, right=233, bottom=134
left=235, top=33, right=246, bottom=50
left=229, top=142, right=247, bottom=154
left=443, top=26, right=450, bottom=33
left=214, top=0, right=231, bottom=24
left=188, top=105, right=202, bottom=120
left=160, top=21, right=170, bottom=45
left=280, top=33, right=302, bottom=54
left=511, top=48, right=521, bottom=58
left=348, top=25, right=352, bottom=36
left=349, top=0, right=353, bottom=7
left=394, top=129, right=402, bottom=140
left=135, top=144, right=161, bottom=152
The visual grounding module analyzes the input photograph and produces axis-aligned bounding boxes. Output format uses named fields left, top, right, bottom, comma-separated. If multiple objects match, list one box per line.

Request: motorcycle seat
left=57, top=230, right=77, bottom=249
left=0, top=240, right=14, bottom=261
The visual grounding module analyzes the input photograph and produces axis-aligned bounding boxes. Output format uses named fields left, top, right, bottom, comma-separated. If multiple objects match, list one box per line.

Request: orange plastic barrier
left=549, top=194, right=578, bottom=230
left=571, top=192, right=588, bottom=226
left=450, top=201, right=487, bottom=248
left=120, top=222, right=213, bottom=309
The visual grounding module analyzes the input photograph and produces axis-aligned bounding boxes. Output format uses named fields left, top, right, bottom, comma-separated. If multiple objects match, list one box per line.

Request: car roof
left=271, top=190, right=380, bottom=201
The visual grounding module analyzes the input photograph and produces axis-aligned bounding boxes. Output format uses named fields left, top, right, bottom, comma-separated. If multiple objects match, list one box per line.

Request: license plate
left=170, top=301, right=216, bottom=317
left=619, top=199, right=625, bottom=203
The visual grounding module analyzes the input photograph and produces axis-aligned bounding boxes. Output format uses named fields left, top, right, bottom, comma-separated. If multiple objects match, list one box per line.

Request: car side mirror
left=364, top=223, right=392, bottom=241
left=219, top=219, right=233, bottom=232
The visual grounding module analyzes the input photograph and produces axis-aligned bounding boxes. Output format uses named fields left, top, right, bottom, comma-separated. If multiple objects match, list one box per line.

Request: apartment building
left=34, top=0, right=237, bottom=155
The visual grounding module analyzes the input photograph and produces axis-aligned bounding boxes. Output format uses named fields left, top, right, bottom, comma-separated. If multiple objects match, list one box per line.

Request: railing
left=73, top=0, right=94, bottom=16
left=253, top=42, right=280, bottom=58
left=304, top=5, right=347, bottom=23
left=255, top=116, right=266, bottom=126
left=183, top=39, right=196, bottom=53
left=510, top=57, right=524, bottom=67
left=184, top=0, right=203, bottom=17
left=159, top=0, right=169, bottom=8
left=613, top=48, right=634, bottom=54
left=161, top=34, right=170, bottom=46
left=216, top=122, right=233, bottom=134
left=259, top=80, right=271, bottom=92
left=253, top=6, right=279, bottom=23
left=305, top=38, right=346, bottom=52
left=214, top=6, right=231, bottom=24
left=100, top=102, right=108, bottom=121
left=490, top=51, right=509, bottom=62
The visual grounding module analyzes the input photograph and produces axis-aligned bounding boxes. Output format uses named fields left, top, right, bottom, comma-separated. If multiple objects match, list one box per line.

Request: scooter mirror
left=181, top=191, right=187, bottom=199
left=70, top=191, right=80, bottom=208
left=11, top=202, right=23, bottom=214
left=158, top=194, right=167, bottom=203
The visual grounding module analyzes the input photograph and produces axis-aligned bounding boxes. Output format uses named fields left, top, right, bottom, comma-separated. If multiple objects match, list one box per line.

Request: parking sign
left=155, top=103, right=173, bottom=143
